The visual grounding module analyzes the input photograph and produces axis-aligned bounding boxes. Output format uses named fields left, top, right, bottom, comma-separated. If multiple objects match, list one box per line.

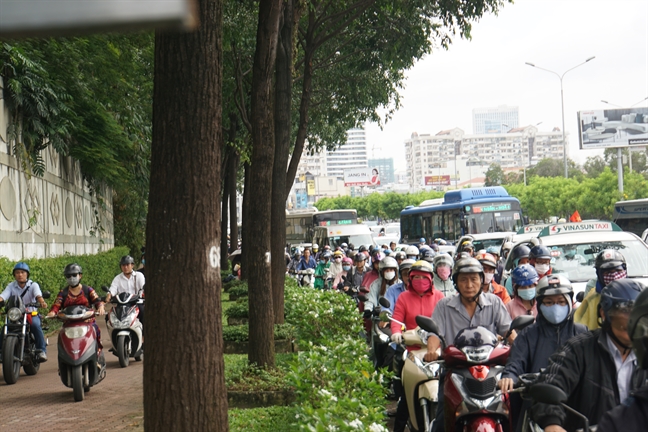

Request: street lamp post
left=525, top=56, right=596, bottom=178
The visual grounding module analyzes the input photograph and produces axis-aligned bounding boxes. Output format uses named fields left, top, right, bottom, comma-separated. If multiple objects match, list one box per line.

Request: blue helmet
left=421, top=249, right=436, bottom=263
left=511, top=264, right=539, bottom=287
left=600, top=279, right=644, bottom=322
left=511, top=245, right=532, bottom=266
left=13, top=262, right=30, bottom=276
left=530, top=245, right=552, bottom=261
left=486, top=246, right=500, bottom=256
left=419, top=237, right=426, bottom=244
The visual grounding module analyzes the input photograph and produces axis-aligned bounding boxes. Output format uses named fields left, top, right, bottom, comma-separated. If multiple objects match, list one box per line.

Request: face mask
left=437, top=267, right=451, bottom=281
left=518, top=287, right=536, bottom=300
left=142, top=259, right=145, bottom=265
left=384, top=271, right=396, bottom=281
left=535, top=264, right=550, bottom=275
left=411, top=278, right=431, bottom=294
left=603, top=269, right=627, bottom=286
left=540, top=304, right=569, bottom=324
left=483, top=273, right=494, bottom=284
left=343, top=265, right=351, bottom=271
left=66, top=276, right=80, bottom=287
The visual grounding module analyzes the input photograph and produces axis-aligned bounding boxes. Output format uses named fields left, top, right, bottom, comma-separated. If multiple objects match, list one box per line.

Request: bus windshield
left=467, top=210, right=523, bottom=233
left=313, top=210, right=358, bottom=227
left=614, top=199, right=648, bottom=237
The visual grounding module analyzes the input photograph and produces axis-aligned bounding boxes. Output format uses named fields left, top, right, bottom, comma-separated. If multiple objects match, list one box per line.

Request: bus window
left=423, top=217, right=432, bottom=240
left=494, top=212, right=523, bottom=232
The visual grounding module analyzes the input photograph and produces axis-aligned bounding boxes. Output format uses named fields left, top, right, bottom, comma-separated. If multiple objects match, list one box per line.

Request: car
left=454, top=232, right=516, bottom=255
left=643, top=228, right=648, bottom=244
left=312, top=224, right=376, bottom=250
left=501, top=221, right=648, bottom=298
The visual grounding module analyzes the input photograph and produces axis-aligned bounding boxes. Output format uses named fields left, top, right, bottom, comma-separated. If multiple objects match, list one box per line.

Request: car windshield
left=548, top=239, right=648, bottom=282
left=472, top=238, right=506, bottom=252
left=385, top=226, right=400, bottom=235
left=330, top=234, right=374, bottom=248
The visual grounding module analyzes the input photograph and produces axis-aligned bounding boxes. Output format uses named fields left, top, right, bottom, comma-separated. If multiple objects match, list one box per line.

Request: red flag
left=570, top=211, right=582, bottom=222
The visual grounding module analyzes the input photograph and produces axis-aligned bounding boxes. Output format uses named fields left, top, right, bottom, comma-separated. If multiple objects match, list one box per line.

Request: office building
left=368, top=157, right=395, bottom=184
left=473, top=105, right=519, bottom=134
left=325, top=127, right=369, bottom=177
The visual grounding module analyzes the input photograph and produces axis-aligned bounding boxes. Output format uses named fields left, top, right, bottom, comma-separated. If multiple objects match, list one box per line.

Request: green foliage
left=224, top=278, right=245, bottom=291
left=228, top=283, right=249, bottom=298
left=225, top=353, right=296, bottom=392
left=225, top=299, right=249, bottom=319
left=315, top=190, right=443, bottom=220
left=222, top=324, right=296, bottom=342
left=484, top=163, right=504, bottom=186
left=229, top=406, right=300, bottom=432
left=0, top=247, right=129, bottom=308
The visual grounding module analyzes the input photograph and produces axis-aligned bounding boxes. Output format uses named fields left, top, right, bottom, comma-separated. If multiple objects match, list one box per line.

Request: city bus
left=400, top=186, right=525, bottom=244
left=613, top=198, right=648, bottom=237
left=286, top=208, right=317, bottom=245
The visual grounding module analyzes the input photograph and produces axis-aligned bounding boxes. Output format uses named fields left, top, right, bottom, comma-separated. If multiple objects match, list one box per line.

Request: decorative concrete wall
left=0, top=79, right=114, bottom=261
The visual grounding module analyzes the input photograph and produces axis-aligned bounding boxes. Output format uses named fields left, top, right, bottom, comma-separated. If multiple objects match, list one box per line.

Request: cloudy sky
left=365, top=0, right=648, bottom=171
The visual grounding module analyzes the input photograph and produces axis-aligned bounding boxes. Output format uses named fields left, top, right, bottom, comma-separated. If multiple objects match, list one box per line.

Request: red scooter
left=415, top=315, right=534, bottom=432
left=52, top=305, right=106, bottom=402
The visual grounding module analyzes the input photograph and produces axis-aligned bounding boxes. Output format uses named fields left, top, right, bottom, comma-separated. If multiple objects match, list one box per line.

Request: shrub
left=222, top=324, right=295, bottom=342
left=229, top=406, right=300, bottom=432
left=224, top=278, right=245, bottom=291
left=225, top=299, right=249, bottom=319
left=228, top=283, right=249, bottom=298
left=225, top=353, right=295, bottom=392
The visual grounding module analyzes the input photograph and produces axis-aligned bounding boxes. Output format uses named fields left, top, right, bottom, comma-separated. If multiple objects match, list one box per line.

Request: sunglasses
left=65, top=273, right=79, bottom=278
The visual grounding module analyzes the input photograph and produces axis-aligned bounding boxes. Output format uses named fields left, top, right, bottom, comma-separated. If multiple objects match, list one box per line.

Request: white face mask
left=483, top=273, right=494, bottom=284
left=383, top=271, right=396, bottom=281
left=66, top=276, right=80, bottom=287
left=535, top=264, right=550, bottom=275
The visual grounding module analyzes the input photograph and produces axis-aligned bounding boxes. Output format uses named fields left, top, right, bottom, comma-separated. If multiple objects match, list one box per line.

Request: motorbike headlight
left=379, top=333, right=390, bottom=343
left=7, top=307, right=22, bottom=322
left=109, top=313, right=121, bottom=327
left=64, top=326, right=88, bottom=339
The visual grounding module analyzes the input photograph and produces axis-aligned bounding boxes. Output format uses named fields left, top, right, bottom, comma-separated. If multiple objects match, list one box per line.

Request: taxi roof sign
left=538, top=221, right=622, bottom=237
left=517, top=224, right=548, bottom=234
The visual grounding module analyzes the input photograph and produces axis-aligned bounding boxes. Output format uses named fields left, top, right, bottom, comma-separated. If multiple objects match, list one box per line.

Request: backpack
left=60, top=285, right=92, bottom=306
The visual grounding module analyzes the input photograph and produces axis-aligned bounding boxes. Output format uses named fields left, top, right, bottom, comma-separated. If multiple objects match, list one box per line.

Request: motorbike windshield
left=4, top=295, right=26, bottom=313
left=453, top=326, right=498, bottom=363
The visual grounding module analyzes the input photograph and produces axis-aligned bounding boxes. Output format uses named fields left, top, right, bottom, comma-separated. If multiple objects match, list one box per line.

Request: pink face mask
left=411, top=278, right=432, bottom=294
left=437, top=267, right=451, bottom=281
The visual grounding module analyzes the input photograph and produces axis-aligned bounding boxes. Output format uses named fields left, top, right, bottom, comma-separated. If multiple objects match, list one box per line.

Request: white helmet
left=379, top=256, right=399, bottom=271
left=405, top=245, right=419, bottom=258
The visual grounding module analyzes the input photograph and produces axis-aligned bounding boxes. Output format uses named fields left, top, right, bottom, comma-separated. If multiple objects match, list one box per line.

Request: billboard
left=425, top=175, right=451, bottom=186
left=343, top=168, right=380, bottom=187
left=306, top=180, right=316, bottom=196
left=578, top=107, right=648, bottom=149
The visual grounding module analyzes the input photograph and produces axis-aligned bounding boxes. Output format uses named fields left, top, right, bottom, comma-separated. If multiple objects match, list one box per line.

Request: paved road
left=1, top=315, right=144, bottom=432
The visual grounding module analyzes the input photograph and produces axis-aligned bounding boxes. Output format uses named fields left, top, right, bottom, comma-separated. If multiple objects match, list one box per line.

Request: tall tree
left=484, top=163, right=504, bottom=186
left=143, top=0, right=228, bottom=430
left=244, top=0, right=283, bottom=367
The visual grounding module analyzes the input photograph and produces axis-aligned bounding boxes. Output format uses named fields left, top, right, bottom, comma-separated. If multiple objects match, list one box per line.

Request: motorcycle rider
left=390, top=260, right=445, bottom=432
left=575, top=249, right=627, bottom=329
left=476, top=252, right=511, bottom=304
left=529, top=244, right=553, bottom=278
left=393, top=251, right=406, bottom=267
left=421, top=248, right=436, bottom=264
left=349, top=253, right=369, bottom=287
left=505, top=244, right=532, bottom=295
left=328, top=250, right=344, bottom=280
left=426, top=257, right=514, bottom=432
left=383, top=259, right=415, bottom=314
left=287, top=249, right=302, bottom=274
left=297, top=248, right=317, bottom=271
left=314, top=251, right=331, bottom=290
left=496, top=241, right=513, bottom=284
left=105, top=255, right=146, bottom=324
left=366, top=256, right=400, bottom=319
left=46, top=264, right=106, bottom=352
left=498, top=274, right=587, bottom=432
left=531, top=279, right=648, bottom=432
left=506, top=264, right=539, bottom=319
left=405, top=245, right=419, bottom=261
left=432, top=253, right=455, bottom=297
left=312, top=243, right=320, bottom=260
left=0, top=262, right=49, bottom=362
left=333, top=257, right=354, bottom=292
left=598, top=286, right=648, bottom=431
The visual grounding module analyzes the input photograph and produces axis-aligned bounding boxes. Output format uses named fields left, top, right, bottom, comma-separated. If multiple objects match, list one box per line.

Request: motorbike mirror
left=509, top=314, right=535, bottom=333
left=379, top=297, right=391, bottom=309
left=529, top=383, right=568, bottom=405
left=359, top=286, right=370, bottom=294
left=575, top=291, right=585, bottom=303
left=379, top=310, right=391, bottom=322
left=358, top=294, right=368, bottom=302
left=415, top=315, right=439, bottom=335
left=41, top=291, right=51, bottom=299
left=101, top=286, right=110, bottom=293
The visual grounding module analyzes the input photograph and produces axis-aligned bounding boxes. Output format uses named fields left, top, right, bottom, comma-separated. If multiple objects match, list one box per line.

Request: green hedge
left=225, top=299, right=249, bottom=319
left=223, top=324, right=295, bottom=342
left=0, top=247, right=129, bottom=307
left=228, top=283, right=249, bottom=298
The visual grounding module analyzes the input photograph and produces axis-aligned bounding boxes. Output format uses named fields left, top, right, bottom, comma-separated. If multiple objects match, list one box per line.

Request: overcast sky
left=364, top=0, right=648, bottom=171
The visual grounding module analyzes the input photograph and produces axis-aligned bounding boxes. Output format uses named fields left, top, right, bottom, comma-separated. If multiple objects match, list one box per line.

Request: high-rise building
left=472, top=105, right=519, bottom=134
left=325, top=127, right=368, bottom=177
left=368, top=158, right=395, bottom=184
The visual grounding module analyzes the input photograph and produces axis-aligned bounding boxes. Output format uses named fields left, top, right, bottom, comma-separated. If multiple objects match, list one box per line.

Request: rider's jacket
left=598, top=384, right=648, bottom=432
left=1, top=280, right=43, bottom=312
left=391, top=285, right=444, bottom=351
left=109, top=271, right=145, bottom=298
left=432, top=272, right=454, bottom=298
left=531, top=329, right=648, bottom=431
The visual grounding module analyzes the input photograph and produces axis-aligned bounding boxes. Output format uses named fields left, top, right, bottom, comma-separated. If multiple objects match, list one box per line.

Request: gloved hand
left=363, top=310, right=372, bottom=319
left=391, top=333, right=403, bottom=344
left=337, top=282, right=344, bottom=290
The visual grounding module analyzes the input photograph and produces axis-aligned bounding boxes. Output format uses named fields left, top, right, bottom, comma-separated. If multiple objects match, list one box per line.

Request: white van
left=313, top=225, right=376, bottom=250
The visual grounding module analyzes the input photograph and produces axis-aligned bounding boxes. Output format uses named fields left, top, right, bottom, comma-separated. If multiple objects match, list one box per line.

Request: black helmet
left=421, top=249, right=436, bottom=263
left=354, top=253, right=366, bottom=263
left=599, top=279, right=643, bottom=323
left=454, top=326, right=498, bottom=351
left=530, top=245, right=552, bottom=261
left=120, top=255, right=135, bottom=266
left=629, top=284, right=648, bottom=369
left=394, top=251, right=406, bottom=261
left=64, top=263, right=83, bottom=276
left=452, top=257, right=484, bottom=285
left=511, top=245, right=531, bottom=265
left=595, top=249, right=627, bottom=285
left=321, top=251, right=332, bottom=260
left=358, top=245, right=368, bottom=253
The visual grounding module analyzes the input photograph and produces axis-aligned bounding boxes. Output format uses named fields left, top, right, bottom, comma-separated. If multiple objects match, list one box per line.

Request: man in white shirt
left=106, top=255, right=146, bottom=324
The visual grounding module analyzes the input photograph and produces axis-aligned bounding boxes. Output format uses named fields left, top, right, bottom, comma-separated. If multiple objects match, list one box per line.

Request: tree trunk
left=246, top=0, right=282, bottom=368
left=144, top=0, right=227, bottom=430
left=240, top=161, right=250, bottom=281
left=271, top=0, right=295, bottom=325
left=228, top=151, right=240, bottom=253
left=220, top=149, right=230, bottom=270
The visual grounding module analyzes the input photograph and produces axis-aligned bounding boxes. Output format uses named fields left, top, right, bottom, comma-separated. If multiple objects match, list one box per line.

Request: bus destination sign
left=467, top=203, right=512, bottom=213
left=319, top=219, right=354, bottom=226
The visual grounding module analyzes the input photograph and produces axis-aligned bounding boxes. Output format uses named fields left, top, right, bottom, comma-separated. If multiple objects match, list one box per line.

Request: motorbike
left=415, top=314, right=535, bottom=432
left=104, top=290, right=144, bottom=367
left=296, top=268, right=315, bottom=288
left=51, top=305, right=106, bottom=402
left=367, top=298, right=394, bottom=370
left=1, top=292, right=50, bottom=384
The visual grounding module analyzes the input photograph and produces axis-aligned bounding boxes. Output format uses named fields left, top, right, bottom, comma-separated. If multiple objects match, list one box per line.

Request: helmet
left=120, top=255, right=135, bottom=266
left=410, top=260, right=433, bottom=274
left=394, top=251, right=406, bottom=261
left=629, top=284, right=648, bottom=369
left=421, top=249, right=436, bottom=263
left=371, top=248, right=384, bottom=263
left=312, top=243, right=319, bottom=251
left=510, top=245, right=531, bottom=266
left=64, top=263, right=83, bottom=276
left=384, top=249, right=392, bottom=256
left=358, top=245, right=367, bottom=253
left=475, top=252, right=497, bottom=269
left=293, top=249, right=302, bottom=258
left=500, top=242, right=513, bottom=257
left=433, top=253, right=454, bottom=270
left=341, top=242, right=348, bottom=249
left=323, top=245, right=331, bottom=250
left=399, top=258, right=416, bottom=273
left=12, top=262, right=30, bottom=276
left=379, top=256, right=398, bottom=272
left=419, top=237, right=426, bottom=244
left=430, top=244, right=439, bottom=252
left=511, top=264, right=539, bottom=287
left=333, top=250, right=344, bottom=258
left=321, top=251, right=332, bottom=260
left=452, top=257, right=484, bottom=285
left=461, top=241, right=475, bottom=252
left=486, top=246, right=500, bottom=256
left=530, top=245, right=552, bottom=261
left=595, top=249, right=627, bottom=285
left=435, top=238, right=447, bottom=245
left=454, top=326, right=498, bottom=349
left=600, top=279, right=644, bottom=322
left=354, top=253, right=366, bottom=263
left=405, top=245, right=419, bottom=258
left=342, top=257, right=353, bottom=266
left=536, top=274, right=574, bottom=301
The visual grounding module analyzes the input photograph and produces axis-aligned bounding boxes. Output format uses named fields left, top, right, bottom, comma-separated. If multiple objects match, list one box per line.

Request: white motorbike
left=105, top=291, right=144, bottom=367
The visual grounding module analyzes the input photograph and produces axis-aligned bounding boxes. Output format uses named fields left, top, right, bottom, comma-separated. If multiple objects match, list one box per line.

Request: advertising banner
left=424, top=175, right=451, bottom=186
left=343, top=168, right=380, bottom=186
left=306, top=180, right=316, bottom=196
left=578, top=107, right=648, bottom=149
